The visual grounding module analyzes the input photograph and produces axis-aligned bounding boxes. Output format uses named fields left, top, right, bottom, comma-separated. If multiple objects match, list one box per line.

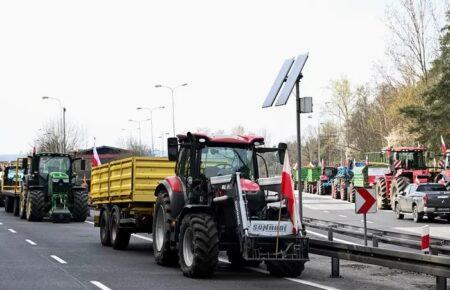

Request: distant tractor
left=303, top=166, right=321, bottom=194
left=331, top=163, right=353, bottom=200
left=19, top=153, right=89, bottom=222
left=317, top=166, right=337, bottom=195
left=349, top=162, right=389, bottom=203
left=435, top=149, right=450, bottom=190
left=375, top=147, right=432, bottom=210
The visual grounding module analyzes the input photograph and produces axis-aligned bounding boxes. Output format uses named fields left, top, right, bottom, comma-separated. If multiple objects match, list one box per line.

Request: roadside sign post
left=355, top=188, right=377, bottom=246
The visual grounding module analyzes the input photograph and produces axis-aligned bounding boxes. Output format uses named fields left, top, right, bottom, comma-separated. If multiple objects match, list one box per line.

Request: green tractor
left=19, top=153, right=89, bottom=222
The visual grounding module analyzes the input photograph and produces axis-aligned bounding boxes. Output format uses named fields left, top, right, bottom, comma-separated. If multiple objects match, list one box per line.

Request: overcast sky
left=0, top=0, right=393, bottom=154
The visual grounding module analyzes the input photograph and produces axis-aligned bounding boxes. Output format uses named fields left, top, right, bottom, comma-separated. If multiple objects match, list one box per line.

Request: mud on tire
left=179, top=213, right=219, bottom=278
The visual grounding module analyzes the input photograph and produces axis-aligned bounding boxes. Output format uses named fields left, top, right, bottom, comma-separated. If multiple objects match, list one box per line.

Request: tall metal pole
left=150, top=110, right=154, bottom=154
left=317, top=118, right=320, bottom=163
left=63, top=107, right=66, bottom=153
left=295, top=81, right=303, bottom=227
left=171, top=88, right=175, bottom=136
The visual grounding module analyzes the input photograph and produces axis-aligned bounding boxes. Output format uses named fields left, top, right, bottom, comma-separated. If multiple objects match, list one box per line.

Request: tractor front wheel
left=72, top=191, right=89, bottom=222
left=376, top=178, right=389, bottom=209
left=26, top=190, right=45, bottom=222
left=110, top=206, right=131, bottom=250
left=266, top=261, right=305, bottom=277
left=179, top=213, right=219, bottom=278
left=5, top=196, right=14, bottom=213
left=19, top=193, right=27, bottom=219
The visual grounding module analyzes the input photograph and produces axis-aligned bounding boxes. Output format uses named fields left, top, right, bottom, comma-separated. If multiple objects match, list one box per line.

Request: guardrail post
left=372, top=235, right=379, bottom=248
left=429, top=247, right=447, bottom=290
left=328, top=227, right=340, bottom=278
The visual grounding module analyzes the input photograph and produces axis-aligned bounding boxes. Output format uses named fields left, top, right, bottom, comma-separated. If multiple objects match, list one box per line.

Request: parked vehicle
left=317, top=166, right=337, bottom=195
left=394, top=183, right=450, bottom=223
left=93, top=133, right=310, bottom=278
left=331, top=163, right=353, bottom=200
left=375, top=147, right=432, bottom=210
left=19, top=153, right=88, bottom=222
left=303, top=166, right=321, bottom=194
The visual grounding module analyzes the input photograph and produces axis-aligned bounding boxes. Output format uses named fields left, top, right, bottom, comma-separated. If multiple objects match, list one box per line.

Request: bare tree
left=35, top=119, right=86, bottom=153
left=117, top=135, right=151, bottom=157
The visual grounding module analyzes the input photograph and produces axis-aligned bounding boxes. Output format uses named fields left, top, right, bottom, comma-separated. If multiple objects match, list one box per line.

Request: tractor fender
left=174, top=205, right=214, bottom=243
left=155, top=177, right=187, bottom=219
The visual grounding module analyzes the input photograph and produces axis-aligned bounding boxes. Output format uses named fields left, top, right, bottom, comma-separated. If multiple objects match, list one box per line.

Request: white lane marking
left=50, top=255, right=67, bottom=264
left=85, top=221, right=94, bottom=225
left=307, top=230, right=358, bottom=245
left=26, top=239, right=37, bottom=245
left=0, top=222, right=3, bottom=225
left=132, top=234, right=153, bottom=242
left=338, top=215, right=347, bottom=218
left=360, top=220, right=374, bottom=224
left=8, top=229, right=16, bottom=233
left=323, top=211, right=330, bottom=214
left=90, top=281, right=112, bottom=290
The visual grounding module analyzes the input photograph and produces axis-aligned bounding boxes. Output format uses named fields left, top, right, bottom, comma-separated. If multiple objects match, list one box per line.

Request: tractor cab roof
left=177, top=132, right=265, bottom=146
left=384, top=146, right=427, bottom=152
left=31, top=152, right=73, bottom=158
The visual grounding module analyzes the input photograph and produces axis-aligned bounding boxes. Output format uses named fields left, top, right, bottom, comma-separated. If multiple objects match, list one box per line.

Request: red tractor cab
left=375, top=147, right=431, bottom=210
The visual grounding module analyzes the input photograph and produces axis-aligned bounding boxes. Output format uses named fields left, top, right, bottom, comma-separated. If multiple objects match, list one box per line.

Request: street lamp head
left=42, top=96, right=49, bottom=100
left=155, top=84, right=162, bottom=88
left=136, top=107, right=143, bottom=110
left=128, top=119, right=134, bottom=122
left=181, top=83, right=188, bottom=87
left=160, top=106, right=165, bottom=109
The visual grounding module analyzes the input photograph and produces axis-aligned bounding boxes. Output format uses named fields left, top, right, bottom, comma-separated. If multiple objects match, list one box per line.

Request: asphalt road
left=0, top=200, right=446, bottom=290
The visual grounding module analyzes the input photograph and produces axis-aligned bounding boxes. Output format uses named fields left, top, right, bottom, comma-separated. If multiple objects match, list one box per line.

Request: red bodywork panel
left=177, top=133, right=264, bottom=145
left=165, top=176, right=183, bottom=192
left=320, top=175, right=328, bottom=181
left=240, top=179, right=260, bottom=192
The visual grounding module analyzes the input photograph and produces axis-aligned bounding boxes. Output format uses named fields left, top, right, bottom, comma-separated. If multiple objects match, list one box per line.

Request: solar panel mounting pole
left=295, top=79, right=303, bottom=227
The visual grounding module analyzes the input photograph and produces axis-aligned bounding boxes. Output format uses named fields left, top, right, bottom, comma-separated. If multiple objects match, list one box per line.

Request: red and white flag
left=92, top=146, right=101, bottom=167
left=281, top=151, right=300, bottom=233
left=441, top=135, right=447, bottom=154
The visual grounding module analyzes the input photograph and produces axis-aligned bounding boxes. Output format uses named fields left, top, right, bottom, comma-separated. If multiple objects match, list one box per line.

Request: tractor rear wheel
left=226, top=248, right=261, bottom=268
left=266, top=260, right=305, bottom=277
left=72, top=191, right=89, bottom=222
left=340, top=182, right=347, bottom=201
left=13, top=197, right=20, bottom=216
left=5, top=196, right=14, bottom=213
left=348, top=184, right=356, bottom=203
left=376, top=178, right=389, bottom=209
left=153, top=190, right=178, bottom=266
left=100, top=207, right=111, bottom=246
left=110, top=206, right=131, bottom=250
left=317, top=181, right=323, bottom=195
left=390, top=177, right=410, bottom=210
left=26, top=190, right=45, bottom=221
left=179, top=213, right=219, bottom=278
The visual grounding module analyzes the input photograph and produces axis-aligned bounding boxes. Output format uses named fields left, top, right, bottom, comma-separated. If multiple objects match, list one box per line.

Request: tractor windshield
left=39, top=156, right=71, bottom=179
left=200, top=146, right=254, bottom=180
left=393, top=151, right=426, bottom=169
left=446, top=153, right=450, bottom=169
left=324, top=168, right=337, bottom=178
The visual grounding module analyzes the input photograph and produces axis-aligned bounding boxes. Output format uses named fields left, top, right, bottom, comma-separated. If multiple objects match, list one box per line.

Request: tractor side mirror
left=167, top=138, right=179, bottom=162
left=22, top=159, right=28, bottom=174
left=80, top=159, right=86, bottom=171
left=278, top=142, right=287, bottom=164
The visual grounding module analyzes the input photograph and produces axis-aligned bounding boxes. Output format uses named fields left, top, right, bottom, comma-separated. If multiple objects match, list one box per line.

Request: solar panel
left=275, top=53, right=309, bottom=106
left=262, top=58, right=295, bottom=108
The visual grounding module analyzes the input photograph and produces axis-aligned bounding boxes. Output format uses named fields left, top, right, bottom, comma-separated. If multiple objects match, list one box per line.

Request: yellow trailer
left=91, top=156, right=175, bottom=249
left=1, top=158, right=24, bottom=215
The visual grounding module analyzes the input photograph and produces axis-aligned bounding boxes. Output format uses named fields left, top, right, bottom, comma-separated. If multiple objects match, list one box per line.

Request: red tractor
left=375, top=147, right=431, bottom=210
left=435, top=149, right=450, bottom=190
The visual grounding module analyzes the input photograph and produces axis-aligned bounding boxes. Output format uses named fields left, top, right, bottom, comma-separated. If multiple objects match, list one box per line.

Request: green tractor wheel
left=26, top=190, right=45, bottom=222
left=72, top=191, right=89, bottom=222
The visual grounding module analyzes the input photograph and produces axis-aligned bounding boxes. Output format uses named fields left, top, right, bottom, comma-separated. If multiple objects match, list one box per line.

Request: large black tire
left=0, top=196, right=4, bottom=207
left=348, top=184, right=356, bottom=203
left=445, top=181, right=450, bottom=191
left=179, top=213, right=219, bottom=278
left=13, top=197, right=20, bottom=216
left=72, top=191, right=89, bottom=222
left=5, top=196, right=14, bottom=213
left=153, top=191, right=178, bottom=266
left=226, top=248, right=261, bottom=268
left=266, top=261, right=305, bottom=277
left=100, top=207, right=111, bottom=246
left=110, top=206, right=131, bottom=250
left=376, top=178, right=389, bottom=209
left=26, top=190, right=45, bottom=221
left=317, top=181, right=323, bottom=195
left=19, top=193, right=27, bottom=219
left=340, top=182, right=348, bottom=201
left=390, top=177, right=410, bottom=210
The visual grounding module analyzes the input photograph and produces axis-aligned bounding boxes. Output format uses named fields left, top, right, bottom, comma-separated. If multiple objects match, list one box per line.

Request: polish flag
left=441, top=136, right=447, bottom=154
left=92, top=146, right=101, bottom=167
left=365, top=155, right=369, bottom=165
left=281, top=151, right=300, bottom=233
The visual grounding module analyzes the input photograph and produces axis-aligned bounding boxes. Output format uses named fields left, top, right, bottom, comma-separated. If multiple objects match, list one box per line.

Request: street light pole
left=42, top=96, right=66, bottom=153
left=137, top=106, right=165, bottom=155
left=155, top=83, right=188, bottom=136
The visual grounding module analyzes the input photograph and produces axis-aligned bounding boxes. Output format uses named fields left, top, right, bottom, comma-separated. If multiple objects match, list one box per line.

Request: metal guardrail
left=304, top=217, right=450, bottom=255
left=309, top=238, right=450, bottom=289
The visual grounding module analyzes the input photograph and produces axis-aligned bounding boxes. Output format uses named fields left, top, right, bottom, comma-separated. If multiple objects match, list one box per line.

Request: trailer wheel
left=13, top=197, right=20, bottom=216
left=153, top=191, right=178, bottom=266
left=100, top=207, right=111, bottom=246
left=266, top=260, right=305, bottom=277
left=72, top=191, right=89, bottom=222
left=226, top=248, right=261, bottom=268
left=26, top=190, right=45, bottom=222
left=179, top=213, right=219, bottom=278
left=19, top=193, right=27, bottom=219
left=110, top=206, right=130, bottom=250
left=376, top=178, right=389, bottom=209
left=5, top=196, right=14, bottom=213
